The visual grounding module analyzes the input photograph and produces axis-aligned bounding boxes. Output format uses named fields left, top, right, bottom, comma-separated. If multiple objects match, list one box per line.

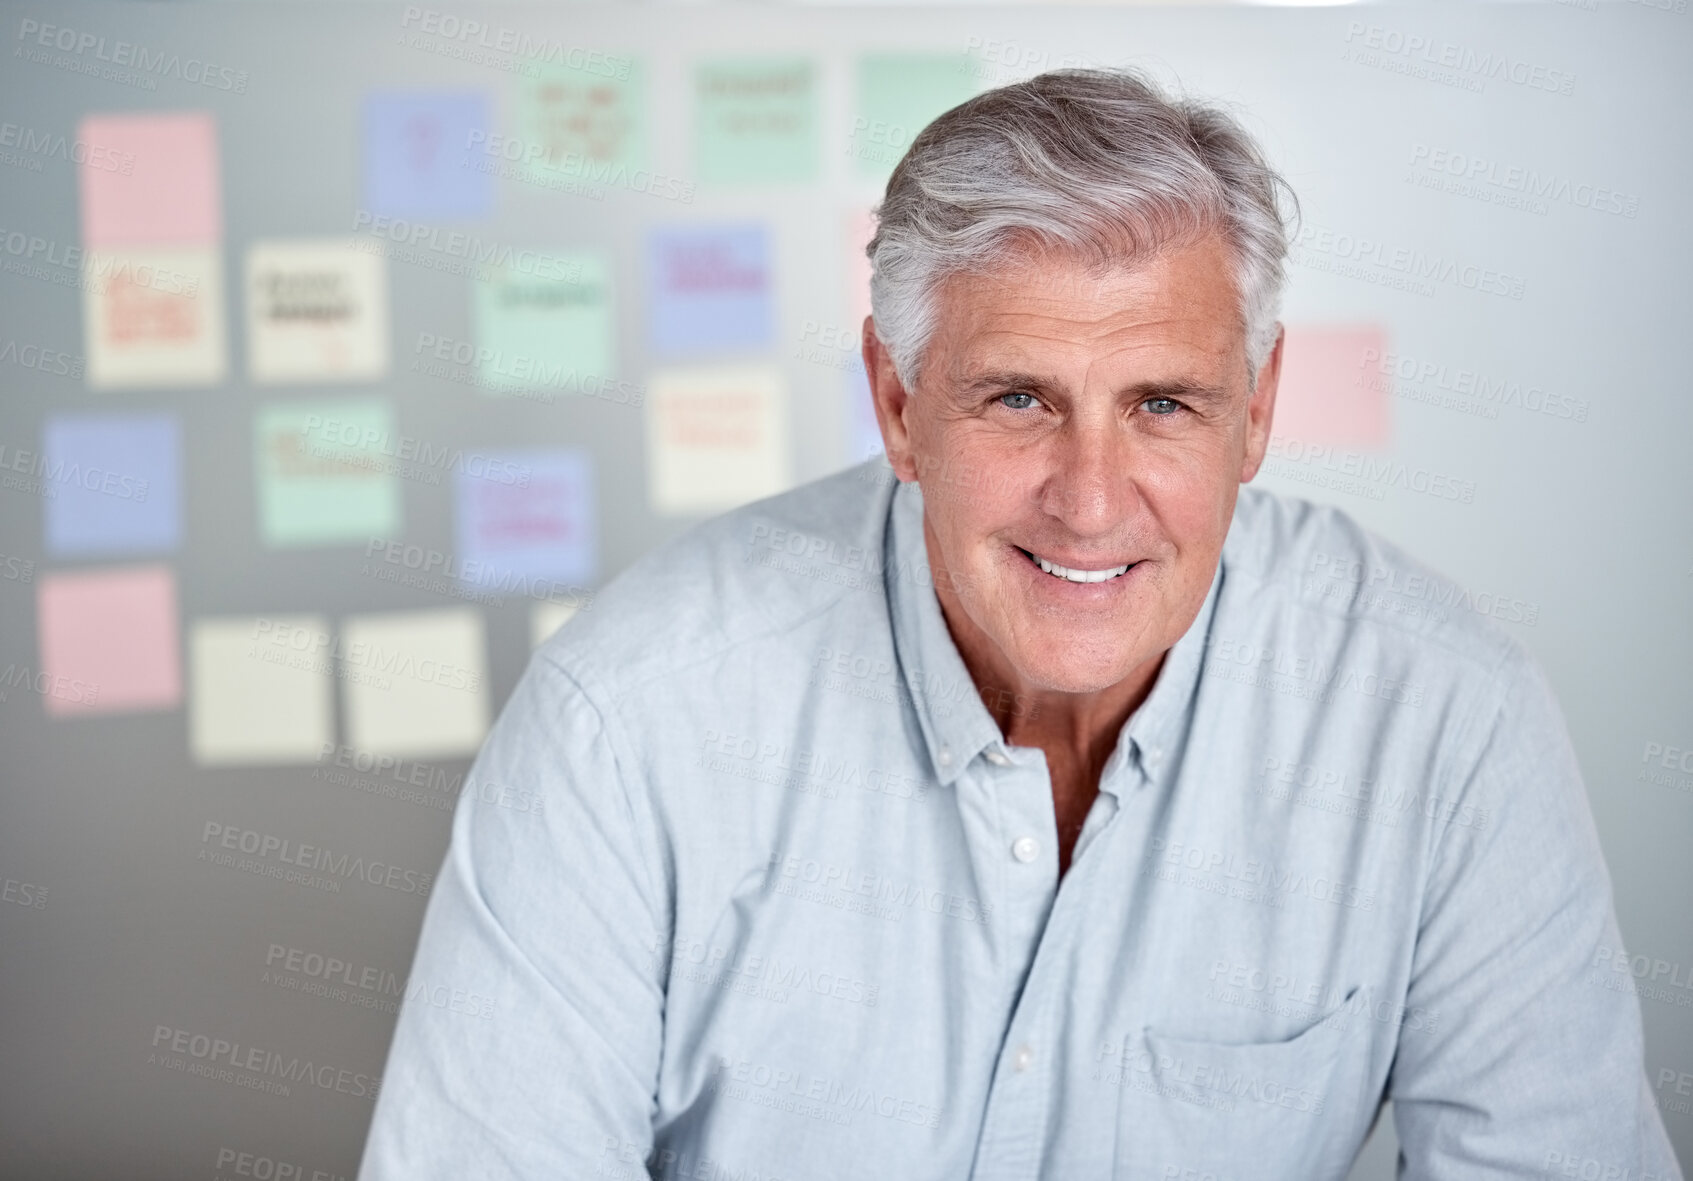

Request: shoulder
left=535, top=457, right=898, bottom=702
left=1222, top=482, right=1529, bottom=681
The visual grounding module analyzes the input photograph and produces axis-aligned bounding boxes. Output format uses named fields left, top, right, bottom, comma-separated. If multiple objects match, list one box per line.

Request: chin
left=1005, top=643, right=1141, bottom=696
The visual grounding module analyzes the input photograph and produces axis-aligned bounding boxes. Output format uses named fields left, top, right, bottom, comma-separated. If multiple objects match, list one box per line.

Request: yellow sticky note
left=82, top=245, right=227, bottom=388
left=646, top=364, right=791, bottom=515
left=340, top=608, right=489, bottom=761
left=530, top=601, right=579, bottom=649
left=246, top=238, right=390, bottom=384
left=189, top=615, right=335, bottom=766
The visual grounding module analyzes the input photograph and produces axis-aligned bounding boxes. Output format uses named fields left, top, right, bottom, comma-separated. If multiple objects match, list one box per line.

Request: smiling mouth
left=1014, top=546, right=1137, bottom=584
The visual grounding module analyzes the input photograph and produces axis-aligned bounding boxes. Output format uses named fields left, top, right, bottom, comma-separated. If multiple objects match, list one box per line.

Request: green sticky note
left=255, top=398, right=401, bottom=547
left=472, top=254, right=615, bottom=395
left=851, top=54, right=979, bottom=182
left=520, top=59, right=645, bottom=188
left=695, top=57, right=818, bottom=185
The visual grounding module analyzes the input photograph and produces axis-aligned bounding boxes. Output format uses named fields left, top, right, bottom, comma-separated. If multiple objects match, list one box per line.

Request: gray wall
left=0, top=2, right=1688, bottom=1178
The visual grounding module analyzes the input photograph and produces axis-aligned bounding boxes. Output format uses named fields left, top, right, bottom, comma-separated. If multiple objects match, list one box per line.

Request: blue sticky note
left=455, top=450, right=596, bottom=591
left=648, top=223, right=772, bottom=357
left=42, top=412, right=181, bottom=556
left=362, top=91, right=492, bottom=220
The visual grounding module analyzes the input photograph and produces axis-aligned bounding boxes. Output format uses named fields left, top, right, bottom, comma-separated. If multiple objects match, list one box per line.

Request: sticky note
left=246, top=239, right=390, bottom=383
left=362, top=92, right=492, bottom=220
left=254, top=398, right=401, bottom=547
left=340, top=608, right=489, bottom=760
left=36, top=563, right=180, bottom=717
left=78, top=111, right=220, bottom=247
left=472, top=253, right=614, bottom=394
left=188, top=615, right=334, bottom=766
left=520, top=59, right=645, bottom=186
left=42, top=411, right=180, bottom=557
left=695, top=57, right=818, bottom=185
left=845, top=207, right=876, bottom=329
left=648, top=224, right=772, bottom=357
left=82, top=245, right=227, bottom=388
left=455, top=449, right=596, bottom=591
left=530, top=601, right=579, bottom=649
left=647, top=365, right=790, bottom=515
left=1273, top=324, right=1391, bottom=450
left=851, top=55, right=978, bottom=181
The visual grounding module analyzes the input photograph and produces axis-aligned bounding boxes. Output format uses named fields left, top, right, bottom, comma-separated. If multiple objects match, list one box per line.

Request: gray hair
left=866, top=66, right=1300, bottom=393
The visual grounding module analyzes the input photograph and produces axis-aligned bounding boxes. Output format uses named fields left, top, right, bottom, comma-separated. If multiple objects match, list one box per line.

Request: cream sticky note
left=246, top=239, right=390, bottom=384
left=530, top=601, right=579, bottom=649
left=646, top=365, right=791, bottom=515
left=1274, top=324, right=1391, bottom=450
left=78, top=111, right=221, bottom=247
left=36, top=563, right=180, bottom=718
left=340, top=608, right=490, bottom=761
left=82, top=245, right=227, bottom=389
left=189, top=615, right=335, bottom=766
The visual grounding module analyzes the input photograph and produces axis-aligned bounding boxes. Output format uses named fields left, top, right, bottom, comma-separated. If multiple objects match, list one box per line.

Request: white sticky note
left=189, top=615, right=335, bottom=766
left=530, top=600, right=579, bottom=649
left=83, top=245, right=227, bottom=389
left=246, top=238, right=390, bottom=384
left=340, top=607, right=489, bottom=761
left=646, top=364, right=791, bottom=515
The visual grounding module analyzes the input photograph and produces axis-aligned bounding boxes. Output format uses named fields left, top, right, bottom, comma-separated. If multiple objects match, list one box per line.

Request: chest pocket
left=1108, top=985, right=1364, bottom=1181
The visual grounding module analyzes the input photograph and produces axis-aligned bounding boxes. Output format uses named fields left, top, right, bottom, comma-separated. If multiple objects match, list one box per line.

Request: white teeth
left=1030, top=551, right=1131, bottom=583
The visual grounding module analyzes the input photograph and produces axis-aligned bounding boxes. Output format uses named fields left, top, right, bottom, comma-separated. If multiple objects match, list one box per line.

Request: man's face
left=864, top=231, right=1281, bottom=698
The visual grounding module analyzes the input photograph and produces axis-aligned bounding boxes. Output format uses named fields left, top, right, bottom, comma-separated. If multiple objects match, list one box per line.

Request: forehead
left=930, top=232, right=1245, bottom=377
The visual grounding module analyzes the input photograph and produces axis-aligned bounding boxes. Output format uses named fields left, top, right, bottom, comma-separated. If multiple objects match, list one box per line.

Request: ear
left=862, top=315, right=920, bottom=483
left=1239, top=324, right=1283, bottom=484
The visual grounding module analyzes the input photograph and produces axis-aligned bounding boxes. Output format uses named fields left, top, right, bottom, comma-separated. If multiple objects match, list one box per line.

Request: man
left=360, top=69, right=1681, bottom=1179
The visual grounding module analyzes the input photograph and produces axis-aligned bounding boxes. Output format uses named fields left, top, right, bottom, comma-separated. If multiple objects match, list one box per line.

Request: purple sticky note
left=362, top=92, right=492, bottom=220
left=455, top=450, right=596, bottom=591
left=648, top=223, right=772, bottom=357
left=43, top=412, right=181, bottom=557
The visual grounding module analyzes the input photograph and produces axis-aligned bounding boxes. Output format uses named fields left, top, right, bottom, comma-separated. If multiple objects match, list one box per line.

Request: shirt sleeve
left=1389, top=640, right=1683, bottom=1179
left=358, top=648, right=669, bottom=1180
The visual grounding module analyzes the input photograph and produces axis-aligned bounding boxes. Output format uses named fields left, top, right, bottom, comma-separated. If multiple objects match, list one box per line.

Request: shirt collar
left=884, top=472, right=1223, bottom=794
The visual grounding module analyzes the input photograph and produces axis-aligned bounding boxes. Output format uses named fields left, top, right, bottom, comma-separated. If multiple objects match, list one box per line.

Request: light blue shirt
left=360, top=456, right=1681, bottom=1181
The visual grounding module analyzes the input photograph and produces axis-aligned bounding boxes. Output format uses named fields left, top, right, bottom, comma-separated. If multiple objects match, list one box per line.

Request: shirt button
left=1012, top=1044, right=1034, bottom=1072
left=1011, top=836, right=1039, bottom=863
left=985, top=749, right=1010, bottom=767
left=937, top=746, right=952, bottom=768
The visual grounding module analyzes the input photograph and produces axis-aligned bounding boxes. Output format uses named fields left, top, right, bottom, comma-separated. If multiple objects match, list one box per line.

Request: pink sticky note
left=1272, top=324, right=1391, bottom=450
left=845, top=207, right=876, bottom=330
left=79, top=112, right=221, bottom=247
left=37, top=564, right=181, bottom=717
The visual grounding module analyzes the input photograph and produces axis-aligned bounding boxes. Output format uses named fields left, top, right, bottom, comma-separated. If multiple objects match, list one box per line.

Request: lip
left=1011, top=544, right=1142, bottom=599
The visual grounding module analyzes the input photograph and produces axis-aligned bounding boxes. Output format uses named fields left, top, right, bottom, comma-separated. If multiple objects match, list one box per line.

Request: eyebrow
left=957, top=370, right=1234, bottom=406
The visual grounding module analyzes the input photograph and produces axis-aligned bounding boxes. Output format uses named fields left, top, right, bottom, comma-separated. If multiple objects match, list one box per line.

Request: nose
left=1037, top=413, right=1132, bottom=536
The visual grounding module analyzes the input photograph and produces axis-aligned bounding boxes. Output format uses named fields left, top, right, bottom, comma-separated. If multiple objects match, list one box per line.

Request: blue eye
left=1145, top=397, right=1182, bottom=415
left=998, top=392, right=1038, bottom=410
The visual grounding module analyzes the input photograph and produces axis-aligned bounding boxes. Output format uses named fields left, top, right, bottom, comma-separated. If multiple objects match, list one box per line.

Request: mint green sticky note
left=696, top=57, right=818, bottom=185
left=472, top=254, right=615, bottom=394
left=520, top=59, right=645, bottom=188
left=851, top=55, right=980, bottom=182
left=255, top=398, right=400, bottom=547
